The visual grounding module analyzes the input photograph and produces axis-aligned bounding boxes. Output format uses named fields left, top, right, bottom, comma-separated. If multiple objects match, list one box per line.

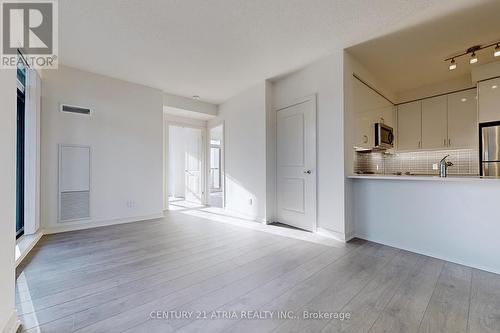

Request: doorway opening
left=167, top=124, right=206, bottom=208
left=208, top=124, right=224, bottom=208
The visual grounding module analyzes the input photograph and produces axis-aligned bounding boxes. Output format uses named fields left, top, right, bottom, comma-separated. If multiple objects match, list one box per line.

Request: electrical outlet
left=432, top=163, right=438, bottom=170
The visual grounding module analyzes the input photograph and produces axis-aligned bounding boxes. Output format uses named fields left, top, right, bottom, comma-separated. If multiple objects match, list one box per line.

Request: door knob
left=304, top=170, right=312, bottom=174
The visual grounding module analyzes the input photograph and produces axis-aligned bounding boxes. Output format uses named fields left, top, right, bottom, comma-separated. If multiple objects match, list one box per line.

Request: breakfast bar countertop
left=347, top=174, right=500, bottom=182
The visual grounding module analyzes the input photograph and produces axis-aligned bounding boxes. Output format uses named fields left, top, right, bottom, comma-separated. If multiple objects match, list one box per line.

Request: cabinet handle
left=444, top=139, right=446, bottom=147
left=448, top=138, right=451, bottom=146
left=418, top=141, right=421, bottom=148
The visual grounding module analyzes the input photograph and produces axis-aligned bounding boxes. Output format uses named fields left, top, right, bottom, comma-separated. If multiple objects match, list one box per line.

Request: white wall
left=163, top=92, right=217, bottom=117
left=0, top=70, right=17, bottom=333
left=272, top=52, right=346, bottom=239
left=41, top=66, right=164, bottom=232
left=353, top=178, right=500, bottom=274
left=208, top=83, right=267, bottom=221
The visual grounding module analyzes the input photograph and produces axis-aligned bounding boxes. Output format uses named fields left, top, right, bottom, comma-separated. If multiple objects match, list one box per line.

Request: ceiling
left=59, top=0, right=488, bottom=104
left=347, top=0, right=500, bottom=95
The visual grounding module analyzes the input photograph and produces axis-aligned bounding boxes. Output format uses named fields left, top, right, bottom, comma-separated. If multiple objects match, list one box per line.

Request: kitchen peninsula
left=344, top=43, right=500, bottom=274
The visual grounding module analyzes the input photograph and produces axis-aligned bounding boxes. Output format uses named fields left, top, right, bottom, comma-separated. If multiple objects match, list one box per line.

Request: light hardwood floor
left=16, top=210, right=500, bottom=333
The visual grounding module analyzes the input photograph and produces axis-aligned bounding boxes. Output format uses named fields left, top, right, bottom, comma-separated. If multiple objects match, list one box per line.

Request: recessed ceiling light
left=495, top=44, right=500, bottom=57
left=192, top=95, right=200, bottom=100
left=461, top=98, right=467, bottom=102
left=470, top=52, right=478, bottom=64
left=493, top=85, right=498, bottom=89
left=449, top=59, right=457, bottom=70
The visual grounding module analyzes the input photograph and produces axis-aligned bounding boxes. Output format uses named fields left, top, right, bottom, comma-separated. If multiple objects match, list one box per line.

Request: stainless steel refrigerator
left=480, top=122, right=500, bottom=177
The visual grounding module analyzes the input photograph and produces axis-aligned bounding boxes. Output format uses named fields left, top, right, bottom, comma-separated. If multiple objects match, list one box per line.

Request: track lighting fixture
left=470, top=52, right=478, bottom=64
left=449, top=58, right=456, bottom=70
left=444, top=41, right=500, bottom=70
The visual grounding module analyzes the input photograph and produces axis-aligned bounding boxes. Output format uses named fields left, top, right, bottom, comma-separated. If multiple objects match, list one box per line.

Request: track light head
left=470, top=52, right=478, bottom=64
left=495, top=44, right=500, bottom=57
left=449, top=59, right=457, bottom=70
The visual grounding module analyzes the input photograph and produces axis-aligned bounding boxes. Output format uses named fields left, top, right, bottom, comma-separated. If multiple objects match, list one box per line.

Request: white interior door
left=276, top=98, right=316, bottom=231
left=184, top=127, right=203, bottom=204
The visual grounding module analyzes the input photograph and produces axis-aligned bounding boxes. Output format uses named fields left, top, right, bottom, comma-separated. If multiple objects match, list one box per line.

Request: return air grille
left=58, top=145, right=91, bottom=222
left=60, top=191, right=90, bottom=221
left=60, top=104, right=91, bottom=115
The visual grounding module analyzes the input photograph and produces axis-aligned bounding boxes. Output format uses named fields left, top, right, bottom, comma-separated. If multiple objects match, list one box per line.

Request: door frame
left=274, top=94, right=317, bottom=232
left=165, top=121, right=207, bottom=207
left=207, top=121, right=225, bottom=208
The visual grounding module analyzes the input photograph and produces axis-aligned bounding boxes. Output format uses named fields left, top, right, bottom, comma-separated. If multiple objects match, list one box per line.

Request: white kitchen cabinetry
left=354, top=110, right=373, bottom=148
left=422, top=95, right=447, bottom=149
left=448, top=89, right=478, bottom=149
left=478, top=77, right=500, bottom=123
left=397, top=101, right=421, bottom=150
left=397, top=89, right=478, bottom=151
left=352, top=78, right=395, bottom=149
left=380, top=105, right=396, bottom=128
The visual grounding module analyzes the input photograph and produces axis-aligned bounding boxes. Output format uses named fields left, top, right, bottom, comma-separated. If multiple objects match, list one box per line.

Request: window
left=210, top=141, right=221, bottom=191
left=16, top=53, right=27, bottom=238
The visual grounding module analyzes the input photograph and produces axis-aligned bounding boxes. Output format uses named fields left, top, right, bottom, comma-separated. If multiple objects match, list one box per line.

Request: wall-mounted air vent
left=60, top=104, right=92, bottom=116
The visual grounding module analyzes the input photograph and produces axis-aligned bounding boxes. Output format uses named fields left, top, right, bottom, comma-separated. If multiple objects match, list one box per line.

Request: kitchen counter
left=348, top=174, right=498, bottom=182
left=349, top=173, right=500, bottom=274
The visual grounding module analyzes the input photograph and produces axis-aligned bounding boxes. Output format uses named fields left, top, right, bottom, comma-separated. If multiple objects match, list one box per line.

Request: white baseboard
left=316, top=227, right=348, bottom=243
left=43, top=212, right=165, bottom=235
left=1, top=311, right=20, bottom=333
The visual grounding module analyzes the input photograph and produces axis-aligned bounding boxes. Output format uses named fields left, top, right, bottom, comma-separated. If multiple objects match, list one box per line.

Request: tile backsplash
left=354, top=148, right=480, bottom=175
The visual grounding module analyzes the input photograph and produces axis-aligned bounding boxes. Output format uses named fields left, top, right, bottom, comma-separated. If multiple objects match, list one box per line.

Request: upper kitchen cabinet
left=397, top=101, right=421, bottom=150
left=353, top=110, right=373, bottom=148
left=422, top=95, right=447, bottom=149
left=352, top=77, right=395, bottom=149
left=448, top=89, right=478, bottom=149
left=478, top=77, right=500, bottom=123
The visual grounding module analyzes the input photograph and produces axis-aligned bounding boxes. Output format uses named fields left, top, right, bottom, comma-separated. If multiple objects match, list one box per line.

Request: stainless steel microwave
left=374, top=123, right=394, bottom=149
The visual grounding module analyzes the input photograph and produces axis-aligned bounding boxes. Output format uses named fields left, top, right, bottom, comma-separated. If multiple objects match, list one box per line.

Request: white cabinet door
left=354, top=111, right=373, bottom=149
left=397, top=101, right=421, bottom=150
left=422, top=95, right=448, bottom=149
left=448, top=89, right=478, bottom=149
left=380, top=105, right=396, bottom=128
left=478, top=77, right=500, bottom=123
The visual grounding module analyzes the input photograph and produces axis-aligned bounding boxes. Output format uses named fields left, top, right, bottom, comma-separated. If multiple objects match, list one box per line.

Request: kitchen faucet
left=439, top=155, right=454, bottom=177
